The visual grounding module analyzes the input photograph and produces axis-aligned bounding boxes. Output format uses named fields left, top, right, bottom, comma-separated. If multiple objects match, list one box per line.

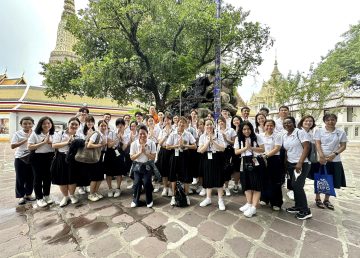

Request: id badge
left=175, top=149, right=180, bottom=157
left=253, top=157, right=260, bottom=166
left=207, top=152, right=213, bottom=160
left=114, top=149, right=120, bottom=157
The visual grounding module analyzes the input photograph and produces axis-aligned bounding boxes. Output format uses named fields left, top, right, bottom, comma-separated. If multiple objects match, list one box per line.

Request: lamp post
left=213, top=0, right=221, bottom=121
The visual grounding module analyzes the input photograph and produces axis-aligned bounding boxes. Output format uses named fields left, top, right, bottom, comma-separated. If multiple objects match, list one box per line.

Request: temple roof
left=0, top=73, right=27, bottom=85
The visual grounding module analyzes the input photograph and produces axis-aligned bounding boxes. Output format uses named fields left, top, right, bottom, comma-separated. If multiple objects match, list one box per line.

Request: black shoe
left=286, top=206, right=301, bottom=214
left=295, top=209, right=312, bottom=220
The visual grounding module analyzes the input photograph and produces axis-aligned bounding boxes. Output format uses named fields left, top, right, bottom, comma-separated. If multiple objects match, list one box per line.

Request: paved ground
left=0, top=142, right=360, bottom=258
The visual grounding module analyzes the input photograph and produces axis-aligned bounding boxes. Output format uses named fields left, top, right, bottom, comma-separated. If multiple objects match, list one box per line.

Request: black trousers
left=260, top=156, right=284, bottom=207
left=132, top=163, right=153, bottom=205
left=31, top=152, right=54, bottom=200
left=287, top=162, right=311, bottom=212
left=14, top=158, right=34, bottom=198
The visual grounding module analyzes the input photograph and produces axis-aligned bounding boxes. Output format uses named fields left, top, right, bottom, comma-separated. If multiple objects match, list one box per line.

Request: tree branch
left=172, top=22, right=185, bottom=52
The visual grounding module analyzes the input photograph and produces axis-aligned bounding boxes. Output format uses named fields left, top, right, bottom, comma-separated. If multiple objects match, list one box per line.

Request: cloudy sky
left=1, top=0, right=359, bottom=102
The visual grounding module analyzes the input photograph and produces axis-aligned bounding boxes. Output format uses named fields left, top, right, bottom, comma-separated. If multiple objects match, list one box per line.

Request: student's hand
left=295, top=162, right=303, bottom=173
left=319, top=155, right=326, bottom=165
left=325, top=153, right=336, bottom=162
left=88, top=128, right=94, bottom=135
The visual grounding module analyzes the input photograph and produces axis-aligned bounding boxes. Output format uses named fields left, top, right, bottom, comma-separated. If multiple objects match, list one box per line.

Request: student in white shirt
left=198, top=119, right=226, bottom=210
left=11, top=116, right=35, bottom=205
left=28, top=116, right=55, bottom=208
left=255, top=113, right=266, bottom=134
left=234, top=121, right=265, bottom=218
left=230, top=115, right=243, bottom=194
left=314, top=113, right=347, bottom=210
left=52, top=117, right=81, bottom=207
left=282, top=116, right=312, bottom=220
left=130, top=125, right=157, bottom=208
left=86, top=120, right=108, bottom=202
left=275, top=105, right=290, bottom=133
left=166, top=116, right=197, bottom=206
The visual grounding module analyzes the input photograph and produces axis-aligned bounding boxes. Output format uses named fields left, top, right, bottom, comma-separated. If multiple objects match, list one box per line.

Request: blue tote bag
left=314, top=165, right=336, bottom=197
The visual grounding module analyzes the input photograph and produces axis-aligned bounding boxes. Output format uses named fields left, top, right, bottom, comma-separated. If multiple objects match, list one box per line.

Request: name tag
left=253, top=157, right=259, bottom=166
left=207, top=152, right=213, bottom=160
left=175, top=149, right=180, bottom=157
left=114, top=149, right=120, bottom=157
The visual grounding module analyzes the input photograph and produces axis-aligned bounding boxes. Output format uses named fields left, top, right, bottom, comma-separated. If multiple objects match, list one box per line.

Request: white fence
left=336, top=122, right=360, bottom=142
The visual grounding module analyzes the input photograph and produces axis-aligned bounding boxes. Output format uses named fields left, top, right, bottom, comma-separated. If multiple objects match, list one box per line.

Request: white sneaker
left=43, top=196, right=53, bottom=205
left=199, top=188, right=206, bottom=196
left=60, top=196, right=70, bottom=207
left=259, top=201, right=267, bottom=206
left=37, top=199, right=48, bottom=207
left=96, top=192, right=104, bottom=199
left=70, top=195, right=79, bottom=204
left=147, top=201, right=153, bottom=208
left=186, top=196, right=190, bottom=206
left=168, top=188, right=173, bottom=197
left=272, top=206, right=280, bottom=211
left=192, top=178, right=198, bottom=185
left=88, top=194, right=100, bottom=202
left=188, top=188, right=193, bottom=194
left=196, top=186, right=203, bottom=194
left=18, top=197, right=26, bottom=205
left=78, top=187, right=86, bottom=195
left=153, top=184, right=160, bottom=193
left=200, top=198, right=212, bottom=207
left=130, top=201, right=137, bottom=208
left=239, top=203, right=251, bottom=212
left=108, top=189, right=114, bottom=198
left=127, top=183, right=133, bottom=189
left=161, top=188, right=168, bottom=197
left=287, top=190, right=294, bottom=200
left=114, top=189, right=121, bottom=197
left=85, top=186, right=90, bottom=193
left=225, top=188, right=231, bottom=196
left=170, top=196, right=176, bottom=206
left=244, top=206, right=256, bottom=218
left=218, top=199, right=226, bottom=211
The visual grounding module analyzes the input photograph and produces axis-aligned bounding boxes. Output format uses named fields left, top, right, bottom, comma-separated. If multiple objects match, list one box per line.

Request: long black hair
left=231, top=115, right=243, bottom=132
left=34, top=116, right=55, bottom=135
left=83, top=115, right=95, bottom=136
left=237, top=121, right=258, bottom=147
left=255, top=113, right=266, bottom=134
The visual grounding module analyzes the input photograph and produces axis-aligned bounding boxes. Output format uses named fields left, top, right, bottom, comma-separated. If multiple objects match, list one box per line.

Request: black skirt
left=223, top=145, right=234, bottom=181
left=308, top=161, right=346, bottom=189
left=232, top=153, right=242, bottom=173
left=155, top=147, right=172, bottom=177
left=265, top=155, right=285, bottom=184
left=73, top=160, right=90, bottom=187
left=77, top=152, right=105, bottom=182
left=242, top=156, right=264, bottom=192
left=51, top=152, right=77, bottom=185
left=168, top=149, right=192, bottom=183
left=189, top=149, right=200, bottom=178
left=201, top=152, right=225, bottom=188
left=104, top=148, right=126, bottom=176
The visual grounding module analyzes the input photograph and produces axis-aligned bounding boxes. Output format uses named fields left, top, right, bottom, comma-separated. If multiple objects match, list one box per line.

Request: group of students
left=11, top=105, right=347, bottom=220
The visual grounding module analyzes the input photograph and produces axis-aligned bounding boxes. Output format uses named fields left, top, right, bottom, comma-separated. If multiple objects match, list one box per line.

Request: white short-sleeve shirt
left=166, top=130, right=196, bottom=149
left=28, top=132, right=54, bottom=153
left=282, top=128, right=310, bottom=163
left=234, top=136, right=264, bottom=157
left=260, top=132, right=282, bottom=155
left=11, top=130, right=31, bottom=158
left=158, top=127, right=174, bottom=147
left=147, top=126, right=161, bottom=143
left=198, top=132, right=225, bottom=152
left=108, top=130, right=130, bottom=149
left=275, top=118, right=285, bottom=133
left=221, top=128, right=237, bottom=147
left=130, top=139, right=157, bottom=163
left=314, top=128, right=347, bottom=162
left=89, top=131, right=107, bottom=151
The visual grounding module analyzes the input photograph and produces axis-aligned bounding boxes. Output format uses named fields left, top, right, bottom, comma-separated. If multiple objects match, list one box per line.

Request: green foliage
left=42, top=0, right=272, bottom=110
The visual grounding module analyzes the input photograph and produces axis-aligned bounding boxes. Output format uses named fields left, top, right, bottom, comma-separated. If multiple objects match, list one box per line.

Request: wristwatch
left=333, top=152, right=339, bottom=156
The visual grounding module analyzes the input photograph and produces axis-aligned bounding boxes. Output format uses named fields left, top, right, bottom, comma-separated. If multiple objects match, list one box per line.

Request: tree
left=41, top=0, right=272, bottom=110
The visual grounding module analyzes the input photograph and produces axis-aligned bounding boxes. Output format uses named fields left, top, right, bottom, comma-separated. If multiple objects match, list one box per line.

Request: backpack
left=175, top=181, right=188, bottom=207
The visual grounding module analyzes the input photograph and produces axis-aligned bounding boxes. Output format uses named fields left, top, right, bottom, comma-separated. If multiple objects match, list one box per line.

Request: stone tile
left=96, top=205, right=122, bottom=217
left=142, top=212, right=168, bottom=229
left=162, top=205, right=185, bottom=216
left=270, top=218, right=303, bottom=240
left=122, top=222, right=148, bottom=242
left=112, top=214, right=134, bottom=224
left=342, top=219, right=360, bottom=230
left=125, top=206, right=154, bottom=220
left=163, top=253, right=180, bottom=258
left=64, top=203, right=91, bottom=219
left=310, top=209, right=336, bottom=224
left=348, top=244, right=360, bottom=258
left=276, top=210, right=304, bottom=226
left=133, top=237, right=167, bottom=258
left=37, top=238, right=78, bottom=258
left=0, top=214, right=26, bottom=230
left=153, top=196, right=172, bottom=208
left=164, top=222, right=188, bottom=243
left=210, top=210, right=238, bottom=226
left=254, top=247, right=283, bottom=258
left=33, top=215, right=61, bottom=233
left=233, top=219, right=264, bottom=240
left=0, top=223, right=29, bottom=244
left=33, top=223, right=71, bottom=243
left=346, top=230, right=360, bottom=246
left=305, top=219, right=338, bottom=238
left=0, top=235, right=31, bottom=257
left=179, top=211, right=203, bottom=227
left=300, top=231, right=343, bottom=258
left=198, top=221, right=227, bottom=241
left=226, top=237, right=252, bottom=257
left=77, top=222, right=109, bottom=241
left=180, top=237, right=215, bottom=258
left=88, top=200, right=113, bottom=210
left=114, top=253, right=132, bottom=258
left=263, top=229, right=297, bottom=256
left=86, top=234, right=122, bottom=258
left=194, top=204, right=216, bottom=217
left=69, top=213, right=97, bottom=229
left=61, top=251, right=86, bottom=258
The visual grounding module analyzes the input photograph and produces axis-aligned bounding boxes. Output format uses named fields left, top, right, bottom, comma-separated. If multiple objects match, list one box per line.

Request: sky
left=1, top=0, right=360, bottom=102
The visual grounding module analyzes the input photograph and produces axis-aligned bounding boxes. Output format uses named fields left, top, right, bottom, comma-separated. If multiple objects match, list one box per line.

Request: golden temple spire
left=49, top=0, right=77, bottom=63
left=271, top=53, right=281, bottom=78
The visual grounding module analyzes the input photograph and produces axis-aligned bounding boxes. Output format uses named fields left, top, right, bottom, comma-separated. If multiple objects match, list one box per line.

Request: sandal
left=323, top=200, right=334, bottom=210
left=315, top=199, right=325, bottom=209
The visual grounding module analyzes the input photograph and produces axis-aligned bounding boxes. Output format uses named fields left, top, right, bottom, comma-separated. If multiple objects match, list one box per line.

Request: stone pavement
left=0, top=142, right=360, bottom=258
